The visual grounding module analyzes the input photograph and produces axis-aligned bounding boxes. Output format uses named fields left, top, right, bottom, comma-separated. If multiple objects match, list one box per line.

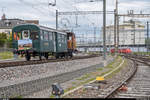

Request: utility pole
left=103, top=0, right=106, bottom=60
left=147, top=21, right=149, bottom=53
left=116, top=0, right=119, bottom=54
left=56, top=10, right=58, bottom=30
left=133, top=21, right=136, bottom=45
left=94, top=26, right=96, bottom=44
left=117, top=16, right=119, bottom=50
left=114, top=0, right=118, bottom=54
left=114, top=9, right=117, bottom=53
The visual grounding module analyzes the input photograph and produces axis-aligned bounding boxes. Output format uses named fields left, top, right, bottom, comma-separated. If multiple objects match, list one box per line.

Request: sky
left=0, top=0, right=150, bottom=38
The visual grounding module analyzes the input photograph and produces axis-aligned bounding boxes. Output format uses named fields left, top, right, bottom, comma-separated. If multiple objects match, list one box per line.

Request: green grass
left=0, top=51, right=13, bottom=59
left=64, top=86, right=76, bottom=93
left=79, top=77, right=95, bottom=85
left=100, top=70, right=112, bottom=76
left=62, top=77, right=95, bottom=97
left=50, top=94, right=55, bottom=98
left=10, top=95, right=23, bottom=98
left=133, top=52, right=150, bottom=55
left=76, top=73, right=91, bottom=81
left=106, top=64, right=114, bottom=68
left=105, top=59, right=127, bottom=79
left=72, top=82, right=77, bottom=85
left=96, top=67, right=103, bottom=71
left=15, top=96, right=23, bottom=98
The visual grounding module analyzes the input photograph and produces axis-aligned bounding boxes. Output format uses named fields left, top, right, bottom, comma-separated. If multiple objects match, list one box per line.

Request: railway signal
left=51, top=83, right=64, bottom=98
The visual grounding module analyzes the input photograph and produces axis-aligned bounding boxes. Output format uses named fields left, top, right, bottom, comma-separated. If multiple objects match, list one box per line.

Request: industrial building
left=101, top=20, right=146, bottom=46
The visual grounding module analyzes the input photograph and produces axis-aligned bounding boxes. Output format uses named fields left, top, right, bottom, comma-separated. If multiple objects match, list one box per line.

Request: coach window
left=61, top=34, right=65, bottom=43
left=63, top=35, right=66, bottom=43
left=22, top=30, right=30, bottom=39
left=52, top=32, right=55, bottom=41
left=49, top=32, right=52, bottom=40
left=30, top=31, right=39, bottom=40
left=44, top=31, right=49, bottom=41
left=17, top=32, right=21, bottom=39
left=40, top=30, right=43, bottom=40
left=59, top=34, right=61, bottom=42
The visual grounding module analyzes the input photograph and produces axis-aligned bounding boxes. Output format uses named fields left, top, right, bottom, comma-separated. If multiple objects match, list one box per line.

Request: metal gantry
left=58, top=11, right=114, bottom=15
left=57, top=9, right=114, bottom=60
left=118, top=13, right=150, bottom=18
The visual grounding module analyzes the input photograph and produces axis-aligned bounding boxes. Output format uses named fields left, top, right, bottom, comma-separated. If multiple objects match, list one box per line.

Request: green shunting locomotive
left=12, top=24, right=77, bottom=61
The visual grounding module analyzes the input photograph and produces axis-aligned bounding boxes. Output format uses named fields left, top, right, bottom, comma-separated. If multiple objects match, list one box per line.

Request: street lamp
left=89, top=0, right=106, bottom=60
left=48, top=0, right=58, bottom=30
left=49, top=0, right=56, bottom=6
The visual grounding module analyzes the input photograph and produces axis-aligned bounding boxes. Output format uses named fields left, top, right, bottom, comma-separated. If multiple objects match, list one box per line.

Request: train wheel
left=25, top=54, right=31, bottom=61
left=70, top=52, right=73, bottom=58
left=39, top=54, right=42, bottom=60
left=55, top=53, right=59, bottom=59
left=64, top=53, right=68, bottom=59
left=44, top=53, right=49, bottom=60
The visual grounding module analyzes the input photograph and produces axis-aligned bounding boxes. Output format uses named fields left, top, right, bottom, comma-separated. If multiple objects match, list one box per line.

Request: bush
left=0, top=33, right=12, bottom=48
left=0, top=33, right=7, bottom=47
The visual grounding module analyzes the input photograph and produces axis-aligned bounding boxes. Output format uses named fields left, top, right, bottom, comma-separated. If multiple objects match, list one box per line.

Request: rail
left=0, top=54, right=100, bottom=68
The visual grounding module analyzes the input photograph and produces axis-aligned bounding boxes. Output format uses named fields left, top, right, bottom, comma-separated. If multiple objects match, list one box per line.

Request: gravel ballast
left=0, top=56, right=114, bottom=98
left=0, top=57, right=103, bottom=83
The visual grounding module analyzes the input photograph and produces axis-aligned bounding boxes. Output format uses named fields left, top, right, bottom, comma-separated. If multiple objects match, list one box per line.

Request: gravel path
left=0, top=57, right=105, bottom=84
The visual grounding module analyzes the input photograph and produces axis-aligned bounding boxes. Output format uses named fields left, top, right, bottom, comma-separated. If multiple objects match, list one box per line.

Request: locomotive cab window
left=30, top=31, right=39, bottom=40
left=69, top=36, right=72, bottom=40
left=22, top=30, right=30, bottom=39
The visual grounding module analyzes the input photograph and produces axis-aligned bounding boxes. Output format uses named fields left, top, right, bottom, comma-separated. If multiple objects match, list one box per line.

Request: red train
left=110, top=48, right=132, bottom=54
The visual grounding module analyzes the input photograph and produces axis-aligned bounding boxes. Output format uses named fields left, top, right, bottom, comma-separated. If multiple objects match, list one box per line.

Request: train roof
left=13, top=23, right=67, bottom=35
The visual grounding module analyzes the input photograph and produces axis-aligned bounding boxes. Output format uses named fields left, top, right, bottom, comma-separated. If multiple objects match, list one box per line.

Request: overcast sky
left=0, top=0, right=150, bottom=30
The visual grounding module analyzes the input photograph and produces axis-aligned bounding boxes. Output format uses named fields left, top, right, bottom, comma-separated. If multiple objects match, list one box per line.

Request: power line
left=18, top=0, right=55, bottom=17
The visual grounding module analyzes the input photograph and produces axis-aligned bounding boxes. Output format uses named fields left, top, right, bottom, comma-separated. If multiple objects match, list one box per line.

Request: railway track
left=105, top=55, right=150, bottom=98
left=124, top=54, right=150, bottom=66
left=0, top=54, right=99, bottom=68
left=98, top=60, right=137, bottom=98
left=63, top=57, right=137, bottom=98
left=112, top=65, right=150, bottom=98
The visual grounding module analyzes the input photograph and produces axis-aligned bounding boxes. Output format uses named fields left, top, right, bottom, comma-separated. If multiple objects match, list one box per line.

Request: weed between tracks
left=105, top=58, right=127, bottom=79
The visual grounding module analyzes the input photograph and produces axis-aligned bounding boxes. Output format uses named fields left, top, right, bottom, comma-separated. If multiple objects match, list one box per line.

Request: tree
left=0, top=33, right=7, bottom=47
left=0, top=32, right=13, bottom=48
left=6, top=33, right=13, bottom=48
